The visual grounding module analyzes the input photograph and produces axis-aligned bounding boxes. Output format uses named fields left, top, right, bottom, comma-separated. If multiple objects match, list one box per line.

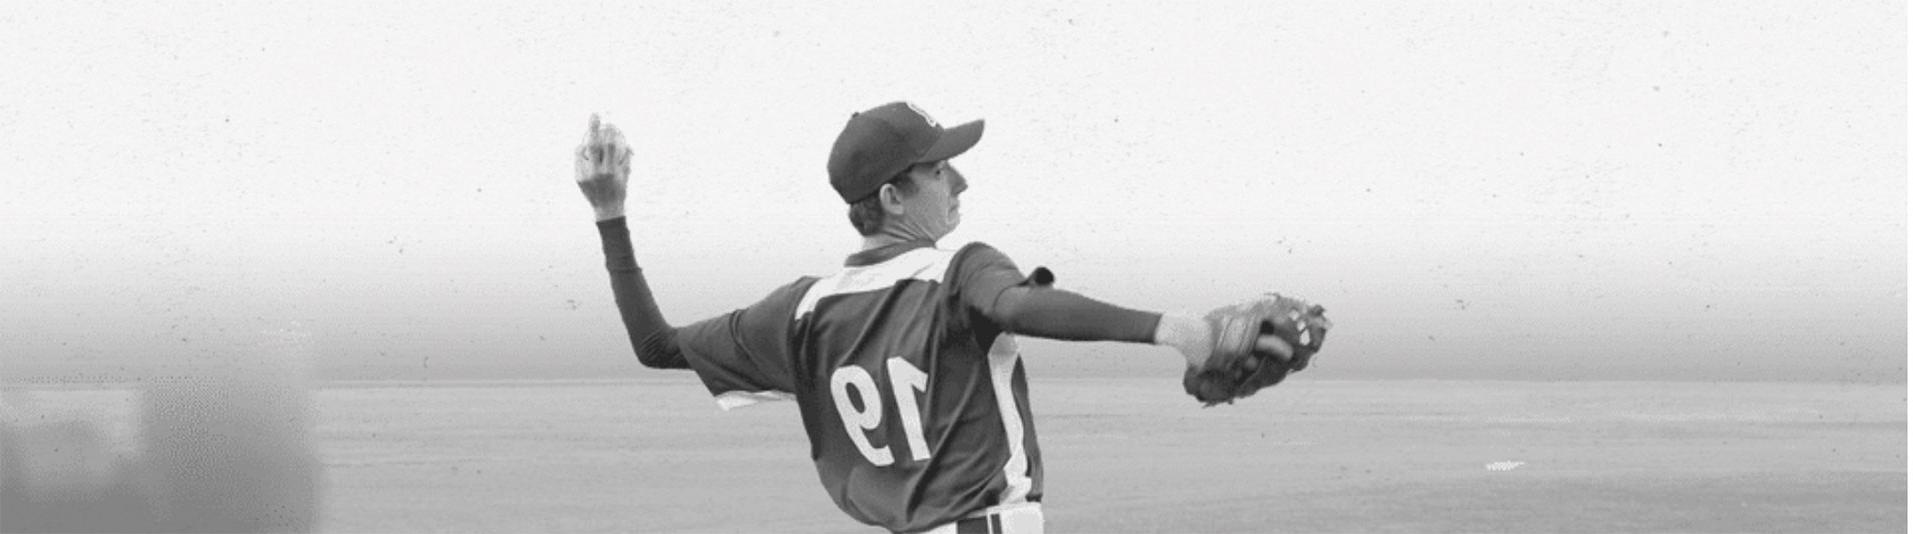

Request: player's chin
left=932, top=218, right=960, bottom=242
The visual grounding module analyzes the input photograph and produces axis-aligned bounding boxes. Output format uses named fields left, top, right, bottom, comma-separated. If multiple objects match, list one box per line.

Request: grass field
left=6, top=378, right=1904, bottom=533
left=303, top=378, right=1905, bottom=533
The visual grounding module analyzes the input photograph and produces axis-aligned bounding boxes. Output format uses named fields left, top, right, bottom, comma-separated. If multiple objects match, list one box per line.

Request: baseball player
left=574, top=102, right=1330, bottom=533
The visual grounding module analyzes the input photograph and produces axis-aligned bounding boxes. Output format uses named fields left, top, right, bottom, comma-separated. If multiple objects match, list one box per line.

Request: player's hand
left=575, top=114, right=633, bottom=221
left=1179, top=294, right=1327, bottom=406
left=1156, top=313, right=1295, bottom=369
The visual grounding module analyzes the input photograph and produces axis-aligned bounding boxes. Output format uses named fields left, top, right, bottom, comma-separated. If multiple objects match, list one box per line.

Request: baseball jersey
left=672, top=239, right=1043, bottom=533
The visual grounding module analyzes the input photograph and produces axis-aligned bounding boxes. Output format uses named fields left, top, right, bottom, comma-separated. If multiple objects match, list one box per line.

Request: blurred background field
left=12, top=377, right=1896, bottom=533
left=3, top=2, right=1902, bottom=532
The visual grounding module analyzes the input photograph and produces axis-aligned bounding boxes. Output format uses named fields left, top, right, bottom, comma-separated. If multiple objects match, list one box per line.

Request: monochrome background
left=0, top=2, right=1903, bottom=532
left=4, top=1, right=1903, bottom=383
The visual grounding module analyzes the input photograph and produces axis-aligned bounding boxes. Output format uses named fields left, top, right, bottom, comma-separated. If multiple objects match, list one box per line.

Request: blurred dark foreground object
left=2, top=329, right=322, bottom=533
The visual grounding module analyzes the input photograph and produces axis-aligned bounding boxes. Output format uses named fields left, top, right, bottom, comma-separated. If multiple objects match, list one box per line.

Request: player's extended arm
left=954, top=245, right=1289, bottom=367
left=964, top=248, right=1329, bottom=405
left=988, top=286, right=1157, bottom=343
left=577, top=115, right=690, bottom=370
left=984, top=284, right=1292, bottom=369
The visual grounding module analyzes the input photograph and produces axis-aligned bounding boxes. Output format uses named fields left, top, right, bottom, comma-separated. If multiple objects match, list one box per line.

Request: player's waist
left=918, top=502, right=1043, bottom=534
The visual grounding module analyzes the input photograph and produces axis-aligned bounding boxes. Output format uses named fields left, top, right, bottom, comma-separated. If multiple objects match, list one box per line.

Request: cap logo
left=904, top=102, right=940, bottom=128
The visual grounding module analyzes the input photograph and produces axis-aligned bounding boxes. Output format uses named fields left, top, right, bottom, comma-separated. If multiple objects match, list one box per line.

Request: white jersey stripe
left=984, top=333, right=1032, bottom=504
left=713, top=246, right=957, bottom=410
left=793, top=247, right=957, bottom=320
left=715, top=390, right=796, bottom=410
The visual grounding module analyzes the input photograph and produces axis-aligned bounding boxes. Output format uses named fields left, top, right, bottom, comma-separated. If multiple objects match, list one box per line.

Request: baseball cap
left=827, top=101, right=985, bottom=203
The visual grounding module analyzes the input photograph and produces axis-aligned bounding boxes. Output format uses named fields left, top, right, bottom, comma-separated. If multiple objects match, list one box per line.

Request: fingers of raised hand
left=596, top=123, right=628, bottom=163
left=603, top=124, right=633, bottom=171
left=574, top=144, right=595, bottom=183
left=577, top=116, right=602, bottom=178
left=581, top=114, right=604, bottom=160
left=579, top=114, right=629, bottom=161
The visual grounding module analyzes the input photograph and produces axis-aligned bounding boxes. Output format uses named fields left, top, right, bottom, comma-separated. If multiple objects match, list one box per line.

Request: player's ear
left=879, top=183, right=909, bottom=215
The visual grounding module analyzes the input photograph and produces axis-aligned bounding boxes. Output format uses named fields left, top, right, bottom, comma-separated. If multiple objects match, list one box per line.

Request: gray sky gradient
left=2, top=1, right=1904, bottom=382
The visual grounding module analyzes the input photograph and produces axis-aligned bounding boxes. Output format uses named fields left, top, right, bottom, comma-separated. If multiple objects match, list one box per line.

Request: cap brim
left=917, top=119, right=985, bottom=163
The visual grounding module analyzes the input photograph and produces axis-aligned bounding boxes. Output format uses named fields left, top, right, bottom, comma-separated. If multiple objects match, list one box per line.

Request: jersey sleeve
left=949, top=242, right=1048, bottom=313
left=674, top=277, right=817, bottom=410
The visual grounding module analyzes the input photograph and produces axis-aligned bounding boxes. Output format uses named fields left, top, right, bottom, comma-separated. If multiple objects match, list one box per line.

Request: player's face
left=900, top=160, right=966, bottom=241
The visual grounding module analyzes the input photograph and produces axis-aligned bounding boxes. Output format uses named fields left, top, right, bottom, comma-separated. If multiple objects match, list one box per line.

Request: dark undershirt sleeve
left=597, top=217, right=691, bottom=370
left=989, top=285, right=1161, bottom=343
left=953, top=243, right=1161, bottom=344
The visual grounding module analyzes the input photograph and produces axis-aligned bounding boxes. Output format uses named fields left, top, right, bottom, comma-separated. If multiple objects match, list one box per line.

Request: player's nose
left=949, top=165, right=968, bottom=195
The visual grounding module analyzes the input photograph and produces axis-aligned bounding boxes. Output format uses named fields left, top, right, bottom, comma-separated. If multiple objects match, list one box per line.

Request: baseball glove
left=1183, top=293, right=1332, bottom=406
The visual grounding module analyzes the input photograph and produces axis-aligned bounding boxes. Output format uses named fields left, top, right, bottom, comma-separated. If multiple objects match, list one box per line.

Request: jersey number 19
left=829, top=358, right=930, bottom=466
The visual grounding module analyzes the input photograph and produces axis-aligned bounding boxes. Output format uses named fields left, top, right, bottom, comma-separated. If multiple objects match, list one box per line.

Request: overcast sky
left=2, top=1, right=1904, bottom=382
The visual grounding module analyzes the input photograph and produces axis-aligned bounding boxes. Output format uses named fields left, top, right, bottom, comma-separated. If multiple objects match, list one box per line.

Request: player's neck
left=863, top=219, right=948, bottom=251
left=860, top=227, right=935, bottom=251
left=860, top=234, right=911, bottom=251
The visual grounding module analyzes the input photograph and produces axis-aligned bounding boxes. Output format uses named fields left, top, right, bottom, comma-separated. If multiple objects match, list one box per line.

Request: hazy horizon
left=3, top=2, right=1905, bottom=385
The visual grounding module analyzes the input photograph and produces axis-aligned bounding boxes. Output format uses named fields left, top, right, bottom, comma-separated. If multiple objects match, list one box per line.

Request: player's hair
left=846, top=166, right=922, bottom=236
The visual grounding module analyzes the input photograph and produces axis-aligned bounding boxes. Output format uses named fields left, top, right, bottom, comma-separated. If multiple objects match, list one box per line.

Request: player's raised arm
left=575, top=114, right=690, bottom=370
